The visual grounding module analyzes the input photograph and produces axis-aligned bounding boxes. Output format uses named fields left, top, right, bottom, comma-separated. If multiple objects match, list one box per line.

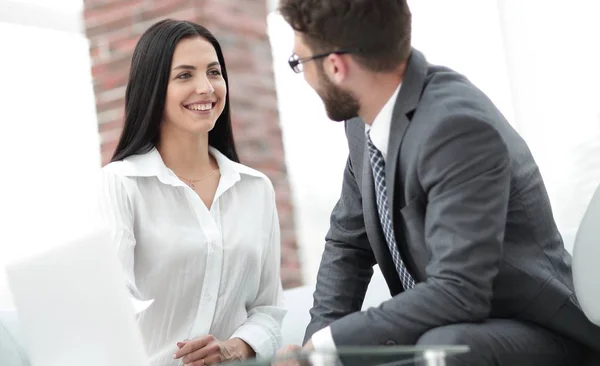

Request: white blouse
left=98, top=147, right=286, bottom=366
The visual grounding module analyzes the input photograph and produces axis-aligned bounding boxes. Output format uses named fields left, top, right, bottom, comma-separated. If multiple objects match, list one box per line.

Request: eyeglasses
left=288, top=48, right=360, bottom=73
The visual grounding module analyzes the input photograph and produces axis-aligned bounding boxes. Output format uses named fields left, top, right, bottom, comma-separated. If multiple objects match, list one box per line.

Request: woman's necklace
left=176, top=168, right=219, bottom=190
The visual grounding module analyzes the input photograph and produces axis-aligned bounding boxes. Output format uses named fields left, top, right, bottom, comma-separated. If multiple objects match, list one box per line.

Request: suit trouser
left=415, top=318, right=584, bottom=366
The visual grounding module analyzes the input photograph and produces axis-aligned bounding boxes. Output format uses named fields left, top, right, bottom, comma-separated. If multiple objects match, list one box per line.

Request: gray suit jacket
left=304, top=48, right=600, bottom=351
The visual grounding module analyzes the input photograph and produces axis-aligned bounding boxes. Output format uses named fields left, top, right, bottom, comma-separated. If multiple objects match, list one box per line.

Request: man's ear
left=324, top=53, right=349, bottom=85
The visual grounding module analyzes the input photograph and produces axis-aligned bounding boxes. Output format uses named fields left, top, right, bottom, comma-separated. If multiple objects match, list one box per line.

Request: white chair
left=0, top=310, right=29, bottom=366
left=572, top=183, right=600, bottom=365
left=573, top=183, right=600, bottom=326
left=281, top=267, right=391, bottom=345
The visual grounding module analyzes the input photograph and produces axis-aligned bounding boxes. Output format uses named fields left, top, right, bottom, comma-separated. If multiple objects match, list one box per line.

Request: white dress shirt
left=311, top=82, right=402, bottom=351
left=98, top=146, right=286, bottom=365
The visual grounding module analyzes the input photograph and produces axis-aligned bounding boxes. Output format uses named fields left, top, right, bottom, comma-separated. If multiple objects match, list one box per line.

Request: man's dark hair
left=279, top=0, right=412, bottom=72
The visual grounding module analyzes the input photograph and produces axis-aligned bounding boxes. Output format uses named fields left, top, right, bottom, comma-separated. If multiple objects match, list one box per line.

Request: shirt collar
left=365, top=82, right=402, bottom=161
left=110, top=146, right=263, bottom=189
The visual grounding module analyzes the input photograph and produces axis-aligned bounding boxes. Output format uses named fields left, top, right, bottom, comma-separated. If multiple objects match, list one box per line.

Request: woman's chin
left=186, top=120, right=217, bottom=135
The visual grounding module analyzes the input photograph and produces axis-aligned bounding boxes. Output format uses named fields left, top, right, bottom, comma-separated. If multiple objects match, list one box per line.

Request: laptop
left=5, top=228, right=149, bottom=366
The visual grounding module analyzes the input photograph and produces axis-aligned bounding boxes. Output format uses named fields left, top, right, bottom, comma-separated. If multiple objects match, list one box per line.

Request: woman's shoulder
left=102, top=159, right=135, bottom=176
left=101, top=158, right=148, bottom=183
left=233, top=162, right=274, bottom=191
left=99, top=160, right=142, bottom=193
left=210, top=147, right=274, bottom=193
left=226, top=162, right=277, bottom=208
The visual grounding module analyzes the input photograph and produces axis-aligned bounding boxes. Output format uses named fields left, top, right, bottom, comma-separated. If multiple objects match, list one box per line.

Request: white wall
left=0, top=0, right=101, bottom=309
left=267, top=13, right=349, bottom=285
left=267, top=0, right=600, bottom=285
left=497, top=0, right=600, bottom=250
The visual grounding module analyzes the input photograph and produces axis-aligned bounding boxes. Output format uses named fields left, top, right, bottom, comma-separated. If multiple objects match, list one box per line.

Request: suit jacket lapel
left=363, top=49, right=428, bottom=293
left=361, top=138, right=403, bottom=294
left=356, top=49, right=429, bottom=294
left=386, top=49, right=428, bottom=224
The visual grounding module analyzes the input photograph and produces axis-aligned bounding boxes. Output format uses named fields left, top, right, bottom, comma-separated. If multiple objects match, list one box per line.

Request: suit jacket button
left=385, top=340, right=397, bottom=345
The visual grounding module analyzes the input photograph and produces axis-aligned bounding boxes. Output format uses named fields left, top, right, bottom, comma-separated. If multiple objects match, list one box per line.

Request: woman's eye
left=208, top=69, right=221, bottom=76
left=177, top=72, right=192, bottom=80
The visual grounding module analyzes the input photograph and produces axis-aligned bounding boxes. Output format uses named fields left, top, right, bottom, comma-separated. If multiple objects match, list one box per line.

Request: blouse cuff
left=230, top=317, right=281, bottom=359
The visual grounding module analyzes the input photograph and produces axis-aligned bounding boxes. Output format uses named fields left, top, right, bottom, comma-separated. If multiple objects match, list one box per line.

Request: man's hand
left=303, top=340, right=314, bottom=351
left=274, top=344, right=302, bottom=366
left=277, top=344, right=303, bottom=355
left=273, top=341, right=314, bottom=366
left=173, top=335, right=254, bottom=365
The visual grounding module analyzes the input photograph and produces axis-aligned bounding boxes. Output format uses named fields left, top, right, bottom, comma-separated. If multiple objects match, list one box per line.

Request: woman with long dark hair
left=99, top=19, right=285, bottom=366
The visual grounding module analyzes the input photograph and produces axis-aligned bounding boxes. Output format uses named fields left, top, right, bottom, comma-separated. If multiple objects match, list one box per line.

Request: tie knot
left=366, top=130, right=381, bottom=158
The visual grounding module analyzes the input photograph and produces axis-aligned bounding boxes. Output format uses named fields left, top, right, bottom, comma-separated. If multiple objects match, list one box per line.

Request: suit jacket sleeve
left=304, top=124, right=377, bottom=343
left=328, top=114, right=511, bottom=346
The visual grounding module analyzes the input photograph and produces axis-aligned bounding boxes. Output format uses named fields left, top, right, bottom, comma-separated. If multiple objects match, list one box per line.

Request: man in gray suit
left=277, top=0, right=600, bottom=364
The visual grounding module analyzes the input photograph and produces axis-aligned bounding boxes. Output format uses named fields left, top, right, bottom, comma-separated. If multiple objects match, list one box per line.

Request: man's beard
left=317, top=68, right=360, bottom=122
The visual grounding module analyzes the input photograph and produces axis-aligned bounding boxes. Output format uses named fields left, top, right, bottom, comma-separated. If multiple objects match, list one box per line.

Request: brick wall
left=84, top=0, right=302, bottom=288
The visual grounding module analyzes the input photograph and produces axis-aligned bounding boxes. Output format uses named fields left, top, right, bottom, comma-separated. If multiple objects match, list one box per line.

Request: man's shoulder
left=420, top=65, right=498, bottom=120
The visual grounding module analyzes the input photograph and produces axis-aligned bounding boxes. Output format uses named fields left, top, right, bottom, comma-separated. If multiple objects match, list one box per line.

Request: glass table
left=227, top=346, right=470, bottom=366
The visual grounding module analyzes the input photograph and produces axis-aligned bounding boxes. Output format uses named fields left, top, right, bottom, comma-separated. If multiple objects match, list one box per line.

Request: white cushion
left=282, top=267, right=391, bottom=345
left=0, top=310, right=29, bottom=366
left=573, top=183, right=600, bottom=326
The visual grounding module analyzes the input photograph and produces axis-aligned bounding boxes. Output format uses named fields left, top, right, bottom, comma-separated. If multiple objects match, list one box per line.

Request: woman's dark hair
left=111, top=19, right=239, bottom=163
